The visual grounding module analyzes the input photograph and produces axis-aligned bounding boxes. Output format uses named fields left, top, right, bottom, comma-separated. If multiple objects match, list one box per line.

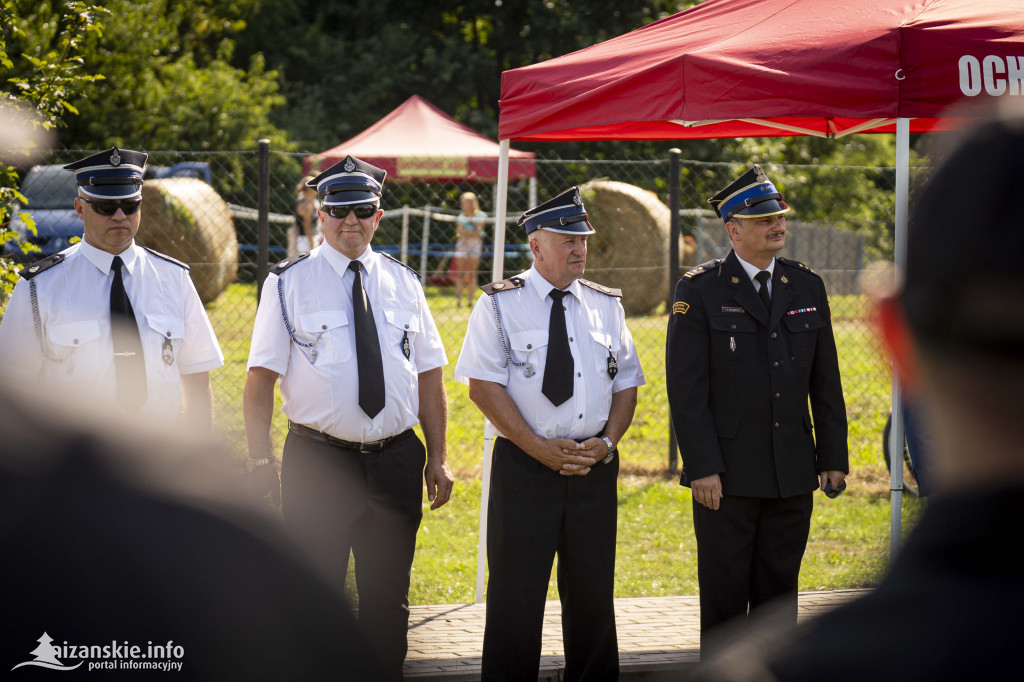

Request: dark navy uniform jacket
left=666, top=250, right=848, bottom=498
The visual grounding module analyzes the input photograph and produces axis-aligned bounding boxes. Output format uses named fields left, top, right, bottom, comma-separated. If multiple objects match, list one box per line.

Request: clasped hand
left=533, top=437, right=608, bottom=476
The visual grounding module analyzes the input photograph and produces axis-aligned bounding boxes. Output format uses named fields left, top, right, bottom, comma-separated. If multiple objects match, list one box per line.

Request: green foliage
left=236, top=0, right=696, bottom=150
left=8, top=0, right=291, bottom=151
left=1, top=0, right=107, bottom=301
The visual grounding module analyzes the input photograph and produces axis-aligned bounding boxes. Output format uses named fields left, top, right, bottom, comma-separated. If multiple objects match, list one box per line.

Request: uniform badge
left=606, top=350, right=618, bottom=379
left=343, top=159, right=356, bottom=172
left=672, top=301, right=690, bottom=315
left=492, top=281, right=506, bottom=290
left=780, top=275, right=789, bottom=284
left=162, top=336, right=174, bottom=366
left=731, top=276, right=740, bottom=284
left=721, top=306, right=745, bottom=313
left=28, top=265, right=39, bottom=274
left=573, top=193, right=583, bottom=206
left=401, top=331, right=411, bottom=360
left=110, top=148, right=122, bottom=166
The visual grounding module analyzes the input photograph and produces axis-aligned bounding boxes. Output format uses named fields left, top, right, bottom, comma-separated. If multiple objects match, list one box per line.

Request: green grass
left=205, top=283, right=915, bottom=605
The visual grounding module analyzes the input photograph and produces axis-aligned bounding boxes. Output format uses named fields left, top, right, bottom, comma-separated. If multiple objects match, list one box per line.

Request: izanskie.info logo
left=11, top=632, right=184, bottom=673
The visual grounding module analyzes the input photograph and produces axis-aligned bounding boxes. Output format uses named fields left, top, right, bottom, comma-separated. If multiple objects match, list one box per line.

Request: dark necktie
left=110, top=256, right=147, bottom=410
left=349, top=260, right=386, bottom=418
left=541, top=289, right=574, bottom=406
left=755, top=270, right=772, bottom=313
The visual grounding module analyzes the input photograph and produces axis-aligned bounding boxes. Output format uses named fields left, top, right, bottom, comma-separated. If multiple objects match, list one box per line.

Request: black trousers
left=281, top=428, right=424, bottom=681
left=482, top=437, right=619, bottom=682
left=692, top=492, right=813, bottom=654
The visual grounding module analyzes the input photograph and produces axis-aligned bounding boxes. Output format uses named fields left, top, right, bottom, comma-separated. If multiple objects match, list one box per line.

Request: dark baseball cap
left=901, top=104, right=1024, bottom=359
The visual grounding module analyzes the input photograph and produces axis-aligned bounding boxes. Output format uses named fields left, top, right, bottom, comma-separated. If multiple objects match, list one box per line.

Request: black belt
left=288, top=421, right=413, bottom=453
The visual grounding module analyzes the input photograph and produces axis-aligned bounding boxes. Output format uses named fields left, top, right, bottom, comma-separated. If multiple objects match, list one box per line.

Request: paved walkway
left=405, top=589, right=868, bottom=680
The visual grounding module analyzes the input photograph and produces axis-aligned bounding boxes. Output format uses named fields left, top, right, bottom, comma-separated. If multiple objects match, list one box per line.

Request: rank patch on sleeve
left=673, top=301, right=690, bottom=315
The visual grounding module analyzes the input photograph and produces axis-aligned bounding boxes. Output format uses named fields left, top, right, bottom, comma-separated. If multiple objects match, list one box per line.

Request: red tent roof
left=308, top=95, right=534, bottom=182
left=499, top=0, right=1024, bottom=141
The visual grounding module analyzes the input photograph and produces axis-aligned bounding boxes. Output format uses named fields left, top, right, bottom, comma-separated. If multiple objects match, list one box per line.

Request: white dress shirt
left=736, top=254, right=776, bottom=297
left=455, top=266, right=645, bottom=440
left=0, top=240, right=224, bottom=423
left=247, top=242, right=447, bottom=442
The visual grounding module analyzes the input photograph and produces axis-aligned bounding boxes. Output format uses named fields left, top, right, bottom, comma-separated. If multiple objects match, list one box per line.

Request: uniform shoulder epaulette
left=683, top=258, right=722, bottom=280
left=481, top=276, right=525, bottom=295
left=270, top=251, right=309, bottom=275
left=778, top=257, right=820, bottom=278
left=380, top=252, right=419, bottom=278
left=578, top=278, right=622, bottom=298
left=142, top=246, right=190, bottom=270
left=18, top=253, right=66, bottom=280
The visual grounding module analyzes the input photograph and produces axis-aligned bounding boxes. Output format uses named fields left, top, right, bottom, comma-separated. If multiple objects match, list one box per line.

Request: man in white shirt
left=244, top=155, right=453, bottom=680
left=455, top=187, right=645, bottom=682
left=0, top=147, right=223, bottom=428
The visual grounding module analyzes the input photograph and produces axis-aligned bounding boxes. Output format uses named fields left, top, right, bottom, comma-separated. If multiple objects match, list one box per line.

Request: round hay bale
left=138, top=178, right=238, bottom=304
left=579, top=180, right=694, bottom=315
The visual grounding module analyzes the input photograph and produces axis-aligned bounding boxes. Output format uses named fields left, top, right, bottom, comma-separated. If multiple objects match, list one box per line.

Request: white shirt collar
left=320, top=241, right=379, bottom=280
left=735, top=253, right=775, bottom=285
left=525, top=266, right=581, bottom=303
left=80, top=239, right=139, bottom=275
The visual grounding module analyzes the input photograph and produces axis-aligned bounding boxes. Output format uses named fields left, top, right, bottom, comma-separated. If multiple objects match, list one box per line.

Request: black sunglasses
left=323, top=203, right=378, bottom=220
left=84, top=199, right=142, bottom=216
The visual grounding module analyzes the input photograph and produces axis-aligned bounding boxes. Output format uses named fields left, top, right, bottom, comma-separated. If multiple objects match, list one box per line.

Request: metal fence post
left=256, top=139, right=271, bottom=304
left=668, top=148, right=681, bottom=474
left=420, top=208, right=431, bottom=284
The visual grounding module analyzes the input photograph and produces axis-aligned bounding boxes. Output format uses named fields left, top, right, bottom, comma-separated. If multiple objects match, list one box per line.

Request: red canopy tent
left=306, top=95, right=535, bottom=182
left=498, top=0, right=1019, bottom=142
left=471, top=0, right=1024, bottom=598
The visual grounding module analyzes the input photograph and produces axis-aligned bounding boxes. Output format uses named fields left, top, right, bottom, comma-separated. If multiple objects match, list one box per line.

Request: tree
left=1, top=0, right=107, bottom=302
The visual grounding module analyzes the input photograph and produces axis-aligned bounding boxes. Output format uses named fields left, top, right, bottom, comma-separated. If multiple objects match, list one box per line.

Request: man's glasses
left=84, top=199, right=142, bottom=216
left=323, top=203, right=378, bottom=220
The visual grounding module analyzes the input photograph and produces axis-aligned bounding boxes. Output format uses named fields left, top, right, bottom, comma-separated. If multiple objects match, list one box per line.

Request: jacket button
left=772, top=361, right=780, bottom=368
left=527, top=344, right=532, bottom=349
left=804, top=323, right=810, bottom=329
left=770, top=331, right=778, bottom=339
left=774, top=392, right=780, bottom=399
left=730, top=324, right=737, bottom=330
left=774, top=422, right=780, bottom=429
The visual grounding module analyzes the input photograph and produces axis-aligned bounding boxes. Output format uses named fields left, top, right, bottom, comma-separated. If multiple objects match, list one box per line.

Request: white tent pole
left=493, top=140, right=511, bottom=281
left=475, top=139, right=512, bottom=604
left=475, top=435, right=494, bottom=603
left=889, top=117, right=910, bottom=561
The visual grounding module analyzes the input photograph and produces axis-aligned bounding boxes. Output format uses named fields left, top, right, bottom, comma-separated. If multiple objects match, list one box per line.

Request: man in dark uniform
left=696, top=105, right=1024, bottom=682
left=666, top=166, right=848, bottom=652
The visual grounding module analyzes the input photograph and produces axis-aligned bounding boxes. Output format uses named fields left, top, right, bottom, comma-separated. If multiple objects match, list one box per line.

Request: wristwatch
left=600, top=436, right=616, bottom=464
left=246, top=457, right=272, bottom=473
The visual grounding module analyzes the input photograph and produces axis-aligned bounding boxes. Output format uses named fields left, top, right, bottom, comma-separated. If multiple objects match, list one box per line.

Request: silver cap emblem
left=110, top=148, right=122, bottom=166
left=343, top=158, right=356, bottom=172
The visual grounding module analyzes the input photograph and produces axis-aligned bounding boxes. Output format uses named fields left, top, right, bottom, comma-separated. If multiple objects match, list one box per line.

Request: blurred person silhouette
left=453, top=191, right=486, bottom=308
left=0, top=147, right=223, bottom=430
left=696, top=102, right=1024, bottom=681
left=290, top=175, right=320, bottom=256
left=0, top=383, right=387, bottom=681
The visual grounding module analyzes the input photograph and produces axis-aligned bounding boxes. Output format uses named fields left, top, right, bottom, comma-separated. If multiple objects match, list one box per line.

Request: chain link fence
left=2, top=148, right=916, bottom=484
